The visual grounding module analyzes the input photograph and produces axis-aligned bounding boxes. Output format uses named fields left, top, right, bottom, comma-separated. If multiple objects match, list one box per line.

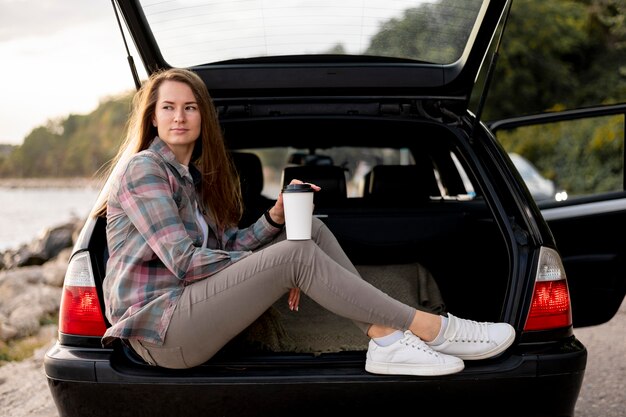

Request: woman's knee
left=288, top=238, right=319, bottom=253
left=312, top=216, right=324, bottom=229
left=311, top=216, right=329, bottom=239
left=265, top=238, right=319, bottom=262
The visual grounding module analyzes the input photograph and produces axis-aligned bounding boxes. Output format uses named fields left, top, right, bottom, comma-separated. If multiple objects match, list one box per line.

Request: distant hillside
left=0, top=0, right=624, bottom=179
left=0, top=92, right=133, bottom=179
left=0, top=144, right=16, bottom=157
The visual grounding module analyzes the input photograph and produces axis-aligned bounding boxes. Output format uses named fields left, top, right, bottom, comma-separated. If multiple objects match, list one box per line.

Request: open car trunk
left=103, top=0, right=514, bottom=364
left=95, top=113, right=511, bottom=365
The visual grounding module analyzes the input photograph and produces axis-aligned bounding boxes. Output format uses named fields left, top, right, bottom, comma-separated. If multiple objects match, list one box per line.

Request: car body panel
left=46, top=338, right=586, bottom=417
left=490, top=103, right=626, bottom=327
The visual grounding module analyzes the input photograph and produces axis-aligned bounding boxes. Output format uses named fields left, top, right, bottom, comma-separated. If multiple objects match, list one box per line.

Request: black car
left=45, top=1, right=626, bottom=416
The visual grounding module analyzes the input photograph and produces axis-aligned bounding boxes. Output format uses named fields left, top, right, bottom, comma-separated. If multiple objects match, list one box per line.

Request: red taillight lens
left=525, top=280, right=572, bottom=330
left=58, top=251, right=107, bottom=336
left=524, top=247, right=573, bottom=331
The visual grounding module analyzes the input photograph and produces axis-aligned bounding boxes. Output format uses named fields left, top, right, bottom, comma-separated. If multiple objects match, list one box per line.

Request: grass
left=0, top=337, right=48, bottom=364
left=0, top=313, right=59, bottom=365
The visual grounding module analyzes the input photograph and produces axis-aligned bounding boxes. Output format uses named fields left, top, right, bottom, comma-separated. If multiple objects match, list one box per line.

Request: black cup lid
left=282, top=183, right=314, bottom=193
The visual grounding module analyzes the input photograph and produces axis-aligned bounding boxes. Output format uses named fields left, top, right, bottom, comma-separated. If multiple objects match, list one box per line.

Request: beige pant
left=130, top=217, right=415, bottom=368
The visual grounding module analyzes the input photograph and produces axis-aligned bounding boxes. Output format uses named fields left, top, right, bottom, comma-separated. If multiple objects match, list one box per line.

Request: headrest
left=364, top=164, right=440, bottom=203
left=231, top=152, right=264, bottom=197
left=282, top=165, right=347, bottom=206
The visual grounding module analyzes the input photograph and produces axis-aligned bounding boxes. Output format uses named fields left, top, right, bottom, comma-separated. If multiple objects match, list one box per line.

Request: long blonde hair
left=94, top=68, right=242, bottom=227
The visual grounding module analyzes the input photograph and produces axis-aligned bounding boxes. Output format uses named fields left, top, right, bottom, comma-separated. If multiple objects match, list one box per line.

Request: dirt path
left=0, top=339, right=59, bottom=417
left=573, top=298, right=626, bottom=417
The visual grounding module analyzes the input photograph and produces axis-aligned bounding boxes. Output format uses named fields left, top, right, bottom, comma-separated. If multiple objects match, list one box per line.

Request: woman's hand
left=288, top=288, right=301, bottom=311
left=268, top=179, right=321, bottom=225
left=273, top=178, right=319, bottom=311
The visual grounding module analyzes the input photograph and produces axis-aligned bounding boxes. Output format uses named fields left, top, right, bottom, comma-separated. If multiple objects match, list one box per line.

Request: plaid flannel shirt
left=102, top=137, right=281, bottom=346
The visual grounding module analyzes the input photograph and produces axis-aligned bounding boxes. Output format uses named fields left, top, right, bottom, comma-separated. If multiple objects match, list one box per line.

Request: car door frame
left=490, top=103, right=626, bottom=328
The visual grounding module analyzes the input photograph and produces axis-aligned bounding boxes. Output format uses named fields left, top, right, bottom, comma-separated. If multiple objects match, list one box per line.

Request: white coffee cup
left=282, top=183, right=314, bottom=240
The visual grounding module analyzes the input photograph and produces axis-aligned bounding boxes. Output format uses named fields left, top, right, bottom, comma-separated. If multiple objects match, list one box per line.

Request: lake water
left=0, top=186, right=100, bottom=252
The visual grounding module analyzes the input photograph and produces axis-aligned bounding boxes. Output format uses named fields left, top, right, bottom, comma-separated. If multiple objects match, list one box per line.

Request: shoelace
left=400, top=332, right=439, bottom=356
left=448, top=316, right=491, bottom=344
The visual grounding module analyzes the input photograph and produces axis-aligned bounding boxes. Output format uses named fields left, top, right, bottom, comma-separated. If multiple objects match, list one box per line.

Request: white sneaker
left=428, top=313, right=515, bottom=360
left=365, top=331, right=464, bottom=376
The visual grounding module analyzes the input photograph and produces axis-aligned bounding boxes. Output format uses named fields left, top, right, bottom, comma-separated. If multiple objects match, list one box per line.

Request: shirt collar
left=149, top=136, right=195, bottom=183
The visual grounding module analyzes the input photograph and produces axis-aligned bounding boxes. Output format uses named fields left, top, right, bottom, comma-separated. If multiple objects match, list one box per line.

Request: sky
left=0, top=0, right=429, bottom=146
left=0, top=0, right=147, bottom=145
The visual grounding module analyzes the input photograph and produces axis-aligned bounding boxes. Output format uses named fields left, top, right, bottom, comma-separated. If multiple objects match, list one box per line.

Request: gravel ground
left=1, top=299, right=624, bottom=417
left=573, top=298, right=626, bottom=417
left=0, top=339, right=59, bottom=417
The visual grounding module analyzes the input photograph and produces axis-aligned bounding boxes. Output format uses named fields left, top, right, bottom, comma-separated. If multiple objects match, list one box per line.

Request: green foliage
left=490, top=0, right=626, bottom=198
left=366, top=0, right=483, bottom=64
left=364, top=0, right=625, bottom=198
left=484, top=0, right=592, bottom=120
left=0, top=92, right=132, bottom=178
left=485, top=0, right=626, bottom=120
left=0, top=334, right=52, bottom=364
left=497, top=114, right=624, bottom=196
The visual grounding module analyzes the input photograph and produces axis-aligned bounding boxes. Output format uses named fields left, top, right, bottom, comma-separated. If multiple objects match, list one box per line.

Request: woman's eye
left=186, top=105, right=197, bottom=111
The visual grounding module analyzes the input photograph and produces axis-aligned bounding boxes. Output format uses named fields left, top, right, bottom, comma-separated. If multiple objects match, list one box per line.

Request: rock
left=41, top=249, right=71, bottom=287
left=0, top=273, right=29, bottom=306
left=0, top=265, right=46, bottom=285
left=1, top=283, right=62, bottom=317
left=29, top=222, right=76, bottom=262
left=0, top=269, right=62, bottom=341
left=0, top=219, right=76, bottom=344
left=0, top=219, right=82, bottom=270
left=5, top=244, right=45, bottom=269
left=38, top=323, right=59, bottom=341
left=8, top=305, right=43, bottom=339
left=0, top=314, right=18, bottom=342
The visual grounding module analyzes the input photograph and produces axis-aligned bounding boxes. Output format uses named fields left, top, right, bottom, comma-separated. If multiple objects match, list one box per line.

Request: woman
left=98, top=68, right=514, bottom=376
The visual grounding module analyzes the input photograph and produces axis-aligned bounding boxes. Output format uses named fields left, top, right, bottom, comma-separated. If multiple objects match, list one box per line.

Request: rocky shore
left=0, top=218, right=86, bottom=417
left=0, top=219, right=83, bottom=356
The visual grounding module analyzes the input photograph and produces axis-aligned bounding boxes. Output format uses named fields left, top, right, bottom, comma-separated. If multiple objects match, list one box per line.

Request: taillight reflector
left=58, top=251, right=107, bottom=337
left=524, top=247, right=573, bottom=331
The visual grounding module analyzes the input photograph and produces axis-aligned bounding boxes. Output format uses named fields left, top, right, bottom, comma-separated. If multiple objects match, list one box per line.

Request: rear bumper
left=45, top=338, right=587, bottom=417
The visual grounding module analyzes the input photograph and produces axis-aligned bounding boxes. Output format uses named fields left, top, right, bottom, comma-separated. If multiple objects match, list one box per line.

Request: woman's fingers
left=288, top=288, right=301, bottom=311
left=288, top=178, right=321, bottom=192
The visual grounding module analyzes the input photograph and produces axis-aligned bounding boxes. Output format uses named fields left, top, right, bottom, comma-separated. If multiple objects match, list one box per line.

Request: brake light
left=59, top=251, right=107, bottom=336
left=524, top=247, right=572, bottom=331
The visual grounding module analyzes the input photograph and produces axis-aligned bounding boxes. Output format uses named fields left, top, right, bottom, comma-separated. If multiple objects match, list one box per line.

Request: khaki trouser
left=130, top=217, right=415, bottom=368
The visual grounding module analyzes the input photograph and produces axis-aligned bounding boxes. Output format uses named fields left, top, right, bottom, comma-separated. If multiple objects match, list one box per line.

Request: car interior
left=90, top=116, right=511, bottom=368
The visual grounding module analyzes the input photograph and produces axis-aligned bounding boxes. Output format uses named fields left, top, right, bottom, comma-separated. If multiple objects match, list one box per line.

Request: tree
left=0, top=92, right=132, bottom=178
left=485, top=0, right=626, bottom=120
left=366, top=0, right=483, bottom=64
left=484, top=0, right=594, bottom=120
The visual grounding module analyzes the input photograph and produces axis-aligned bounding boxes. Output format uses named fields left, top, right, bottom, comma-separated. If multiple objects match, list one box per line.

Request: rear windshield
left=238, top=146, right=475, bottom=201
left=138, top=0, right=486, bottom=67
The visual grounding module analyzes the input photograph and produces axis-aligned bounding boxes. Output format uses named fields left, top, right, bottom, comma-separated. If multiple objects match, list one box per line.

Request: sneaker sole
left=448, top=328, right=516, bottom=360
left=365, top=359, right=464, bottom=376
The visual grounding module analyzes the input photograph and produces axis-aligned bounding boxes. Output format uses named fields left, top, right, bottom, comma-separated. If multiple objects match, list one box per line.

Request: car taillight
left=524, top=247, right=572, bottom=331
left=59, top=251, right=107, bottom=336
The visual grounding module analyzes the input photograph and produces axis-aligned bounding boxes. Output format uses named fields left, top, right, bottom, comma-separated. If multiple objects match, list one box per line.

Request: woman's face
left=153, top=80, right=201, bottom=164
